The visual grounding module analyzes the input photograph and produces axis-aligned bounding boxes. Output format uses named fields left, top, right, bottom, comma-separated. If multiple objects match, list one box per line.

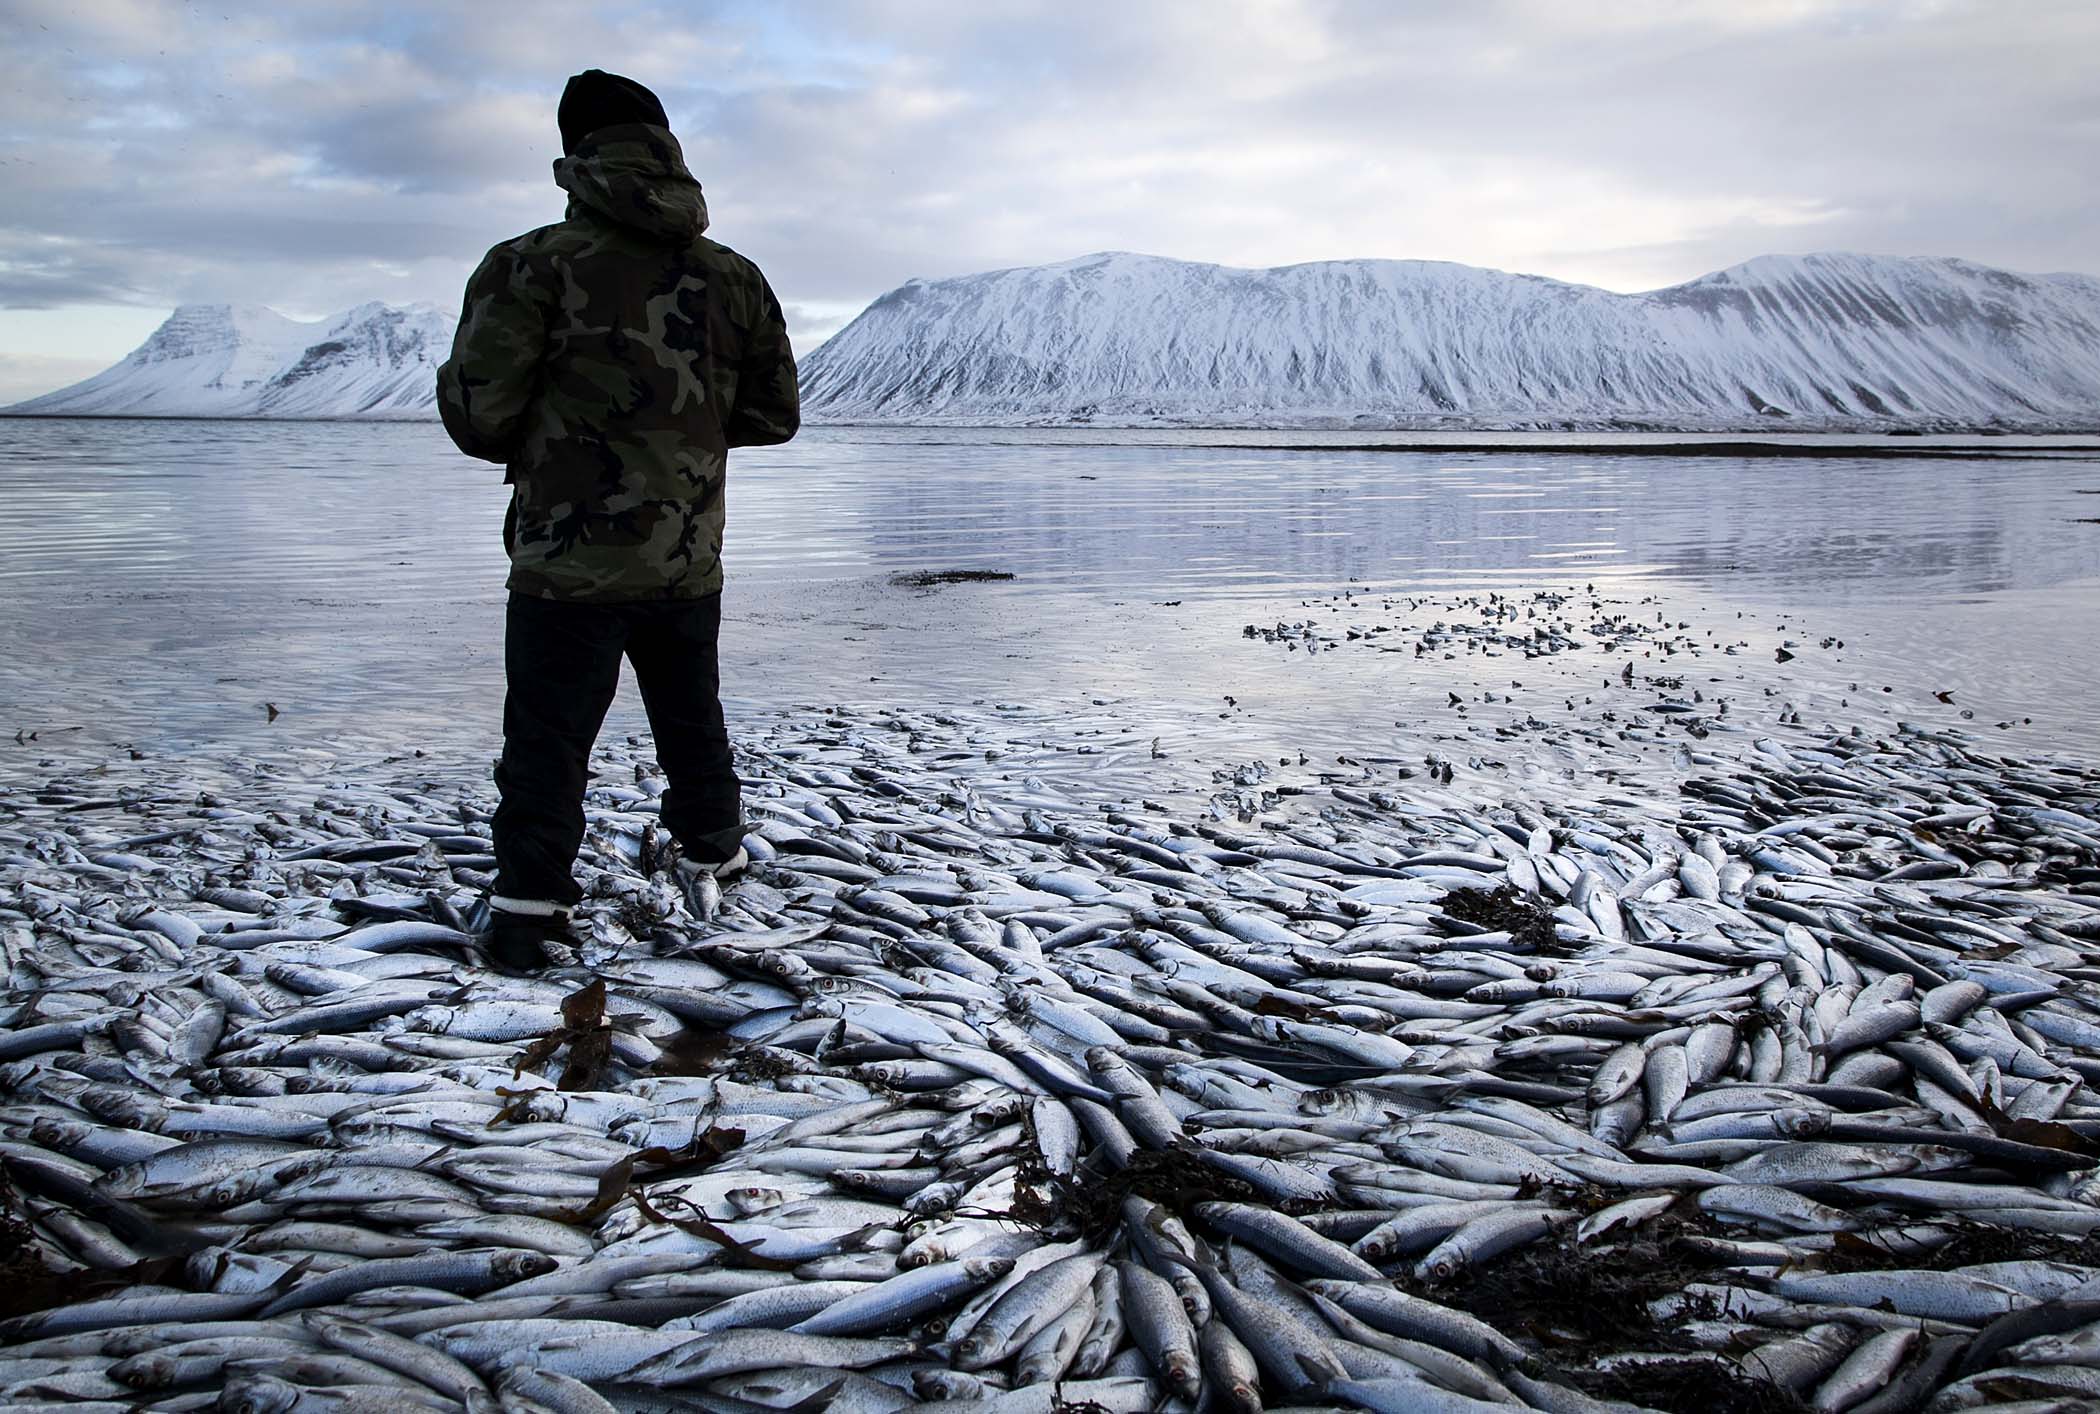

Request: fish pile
left=2, top=708, right=2100, bottom=1412
left=1234, top=584, right=1847, bottom=689
left=1242, top=589, right=1770, bottom=664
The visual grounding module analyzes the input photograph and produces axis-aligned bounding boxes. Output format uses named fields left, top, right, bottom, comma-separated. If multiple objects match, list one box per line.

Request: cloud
left=0, top=0, right=2094, bottom=390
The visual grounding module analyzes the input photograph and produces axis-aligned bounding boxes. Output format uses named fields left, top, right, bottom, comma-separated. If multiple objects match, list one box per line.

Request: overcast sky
left=1, top=0, right=2095, bottom=403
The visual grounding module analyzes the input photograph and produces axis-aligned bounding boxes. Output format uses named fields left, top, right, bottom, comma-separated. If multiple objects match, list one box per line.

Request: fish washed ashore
left=4, top=703, right=2100, bottom=1413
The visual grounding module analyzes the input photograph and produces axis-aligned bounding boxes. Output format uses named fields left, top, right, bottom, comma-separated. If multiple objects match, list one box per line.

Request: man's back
left=438, top=70, right=791, bottom=968
left=438, top=124, right=798, bottom=603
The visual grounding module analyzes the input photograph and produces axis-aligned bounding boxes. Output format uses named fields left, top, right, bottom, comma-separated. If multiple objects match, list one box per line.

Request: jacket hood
left=552, top=124, right=709, bottom=243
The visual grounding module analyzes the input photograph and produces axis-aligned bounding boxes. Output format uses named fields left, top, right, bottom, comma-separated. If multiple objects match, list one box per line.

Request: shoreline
left=819, top=435, right=2100, bottom=460
left=15, top=572, right=2100, bottom=784
left=6, top=409, right=2100, bottom=445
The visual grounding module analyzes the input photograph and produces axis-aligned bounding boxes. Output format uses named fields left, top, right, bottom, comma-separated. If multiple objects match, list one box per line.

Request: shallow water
left=0, top=418, right=2095, bottom=783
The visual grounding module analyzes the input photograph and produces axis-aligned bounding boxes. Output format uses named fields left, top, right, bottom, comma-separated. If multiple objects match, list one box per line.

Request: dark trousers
left=492, top=591, right=744, bottom=905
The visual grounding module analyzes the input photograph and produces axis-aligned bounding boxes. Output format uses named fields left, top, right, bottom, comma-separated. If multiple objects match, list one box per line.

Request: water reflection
left=0, top=418, right=2093, bottom=759
left=762, top=440, right=2092, bottom=600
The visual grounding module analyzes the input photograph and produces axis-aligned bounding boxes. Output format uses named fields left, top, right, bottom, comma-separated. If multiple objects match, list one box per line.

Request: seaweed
left=649, top=1025, right=739, bottom=1076
left=512, top=978, right=614, bottom=1092
left=1029, top=1143, right=1267, bottom=1239
left=571, top=1128, right=749, bottom=1225
left=1048, top=1396, right=1113, bottom=1414
left=1570, top=1355, right=1809, bottom=1414
left=1362, top=1210, right=1831, bottom=1412
left=1441, top=883, right=1566, bottom=955
left=629, top=1190, right=806, bottom=1270
left=723, top=1045, right=817, bottom=1083
left=1817, top=1220, right=2100, bottom=1274
left=891, top=569, right=1017, bottom=587
left=1408, top=1227, right=1723, bottom=1351
left=0, top=1171, right=92, bottom=1321
left=1395, top=1212, right=2100, bottom=1413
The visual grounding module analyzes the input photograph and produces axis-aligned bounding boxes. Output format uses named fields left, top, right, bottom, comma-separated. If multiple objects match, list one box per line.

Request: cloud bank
left=1, top=0, right=2094, bottom=394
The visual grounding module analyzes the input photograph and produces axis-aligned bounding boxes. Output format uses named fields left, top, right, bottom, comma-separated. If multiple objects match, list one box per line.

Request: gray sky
left=2, top=0, right=2096, bottom=403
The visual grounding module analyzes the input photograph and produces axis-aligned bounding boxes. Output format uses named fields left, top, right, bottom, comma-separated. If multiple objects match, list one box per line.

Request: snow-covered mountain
left=15, top=252, right=2099, bottom=426
left=800, top=252, right=2100, bottom=429
left=6, top=302, right=455, bottom=418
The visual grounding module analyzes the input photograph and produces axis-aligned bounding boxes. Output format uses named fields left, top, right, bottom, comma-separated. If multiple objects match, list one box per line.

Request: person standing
left=437, top=68, right=799, bottom=971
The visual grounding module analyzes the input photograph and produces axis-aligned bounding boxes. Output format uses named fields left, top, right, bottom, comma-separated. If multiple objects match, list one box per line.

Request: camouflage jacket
left=437, top=124, right=799, bottom=602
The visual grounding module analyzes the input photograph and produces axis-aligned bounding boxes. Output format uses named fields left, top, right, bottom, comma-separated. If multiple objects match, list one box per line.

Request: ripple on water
left=0, top=419, right=2094, bottom=761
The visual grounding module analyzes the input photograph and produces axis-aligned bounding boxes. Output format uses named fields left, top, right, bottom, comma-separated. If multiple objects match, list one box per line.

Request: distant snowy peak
left=8, top=302, right=456, bottom=418
left=801, top=251, right=2100, bottom=428
left=259, top=303, right=454, bottom=417
left=127, top=304, right=305, bottom=372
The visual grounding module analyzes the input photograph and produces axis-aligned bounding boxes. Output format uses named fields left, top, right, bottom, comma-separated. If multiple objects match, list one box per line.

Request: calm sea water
left=0, top=418, right=2095, bottom=778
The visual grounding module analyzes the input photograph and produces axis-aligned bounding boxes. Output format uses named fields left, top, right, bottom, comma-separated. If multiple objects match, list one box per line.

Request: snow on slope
left=800, top=251, right=2100, bottom=428
left=7, top=302, right=456, bottom=419
left=8, top=305, right=316, bottom=417
left=252, top=303, right=454, bottom=417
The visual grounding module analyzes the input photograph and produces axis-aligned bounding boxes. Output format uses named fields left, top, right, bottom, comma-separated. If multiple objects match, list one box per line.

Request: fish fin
left=778, top=1378, right=849, bottom=1414
left=1295, top=1348, right=1352, bottom=1386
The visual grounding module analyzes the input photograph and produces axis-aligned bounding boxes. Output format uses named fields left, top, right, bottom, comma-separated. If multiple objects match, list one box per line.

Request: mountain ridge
left=10, top=251, right=2098, bottom=428
left=6, top=301, right=456, bottom=420
left=799, top=250, right=2100, bottom=430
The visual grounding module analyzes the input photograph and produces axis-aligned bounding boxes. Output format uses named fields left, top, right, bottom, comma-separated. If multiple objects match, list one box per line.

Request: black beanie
left=558, top=69, right=669, bottom=155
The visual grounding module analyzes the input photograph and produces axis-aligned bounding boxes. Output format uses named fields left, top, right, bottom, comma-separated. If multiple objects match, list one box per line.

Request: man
left=437, top=69, right=799, bottom=971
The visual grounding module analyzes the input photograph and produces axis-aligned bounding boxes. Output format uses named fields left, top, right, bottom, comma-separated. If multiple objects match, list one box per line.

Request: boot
left=471, top=896, right=577, bottom=974
left=679, top=845, right=749, bottom=883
